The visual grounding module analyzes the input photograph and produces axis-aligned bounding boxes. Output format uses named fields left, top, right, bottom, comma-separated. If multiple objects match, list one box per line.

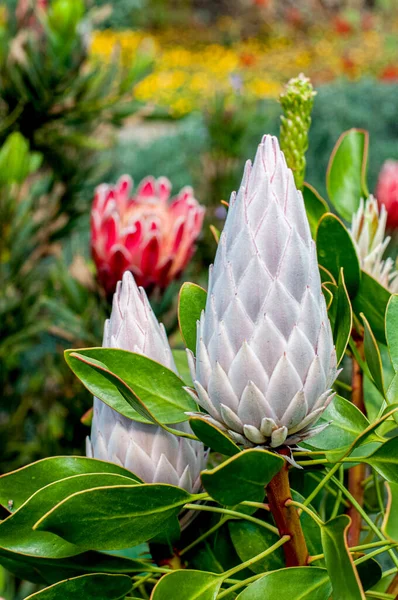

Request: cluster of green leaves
left=1, top=253, right=398, bottom=599
left=0, top=130, right=105, bottom=478
left=0, top=0, right=153, bottom=216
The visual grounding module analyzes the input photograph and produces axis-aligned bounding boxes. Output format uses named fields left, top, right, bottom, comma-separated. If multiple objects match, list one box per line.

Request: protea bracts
left=187, top=135, right=338, bottom=449
left=350, top=195, right=398, bottom=292
left=87, top=271, right=207, bottom=494
left=91, top=175, right=205, bottom=297
left=376, top=160, right=398, bottom=230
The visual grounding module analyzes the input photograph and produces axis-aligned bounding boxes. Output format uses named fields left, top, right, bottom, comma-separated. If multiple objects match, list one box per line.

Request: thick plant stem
left=387, top=573, right=398, bottom=596
left=348, top=337, right=366, bottom=548
left=266, top=454, right=309, bottom=566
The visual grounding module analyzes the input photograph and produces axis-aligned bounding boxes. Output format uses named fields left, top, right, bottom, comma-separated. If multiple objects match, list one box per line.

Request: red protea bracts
left=91, top=175, right=205, bottom=296
left=376, top=160, right=398, bottom=230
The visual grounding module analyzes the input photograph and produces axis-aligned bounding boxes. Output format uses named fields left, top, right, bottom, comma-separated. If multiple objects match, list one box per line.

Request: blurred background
left=0, top=0, right=397, bottom=596
left=0, top=0, right=397, bottom=496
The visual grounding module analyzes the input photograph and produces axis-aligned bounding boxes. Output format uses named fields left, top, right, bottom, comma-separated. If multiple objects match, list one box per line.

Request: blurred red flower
left=376, top=160, right=398, bottom=229
left=91, top=175, right=205, bottom=296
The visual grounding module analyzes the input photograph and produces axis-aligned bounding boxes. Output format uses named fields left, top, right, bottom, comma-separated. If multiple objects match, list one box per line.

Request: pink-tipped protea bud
left=350, top=195, right=398, bottom=292
left=376, top=160, right=398, bottom=230
left=91, top=175, right=205, bottom=297
left=87, top=271, right=207, bottom=494
left=187, top=135, right=337, bottom=449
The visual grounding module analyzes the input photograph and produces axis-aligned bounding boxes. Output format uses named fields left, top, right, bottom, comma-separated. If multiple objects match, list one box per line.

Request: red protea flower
left=376, top=160, right=398, bottom=229
left=91, top=175, right=205, bottom=296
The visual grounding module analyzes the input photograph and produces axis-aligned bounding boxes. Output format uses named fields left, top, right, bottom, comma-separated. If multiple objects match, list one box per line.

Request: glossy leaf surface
left=201, top=450, right=284, bottom=505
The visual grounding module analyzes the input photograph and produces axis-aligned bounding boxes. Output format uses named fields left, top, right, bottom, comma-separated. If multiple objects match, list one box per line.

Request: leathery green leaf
left=321, top=515, right=365, bottom=600
left=0, top=473, right=138, bottom=559
left=23, top=573, right=132, bottom=600
left=326, top=128, right=369, bottom=222
left=65, top=348, right=196, bottom=425
left=0, top=456, right=140, bottom=511
left=382, top=482, right=398, bottom=542
left=361, top=313, right=385, bottom=397
left=151, top=570, right=222, bottom=600
left=386, top=294, right=398, bottom=371
left=34, top=484, right=194, bottom=551
left=236, top=567, right=331, bottom=600
left=316, top=213, right=361, bottom=297
left=178, top=282, right=207, bottom=353
left=189, top=417, right=240, bottom=457
left=201, top=449, right=284, bottom=505
left=302, top=182, right=328, bottom=238
left=353, top=271, right=391, bottom=344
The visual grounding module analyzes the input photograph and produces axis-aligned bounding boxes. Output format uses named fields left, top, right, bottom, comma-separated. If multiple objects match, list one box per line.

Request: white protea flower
left=187, top=135, right=337, bottom=449
left=350, top=195, right=398, bottom=292
left=87, top=271, right=207, bottom=494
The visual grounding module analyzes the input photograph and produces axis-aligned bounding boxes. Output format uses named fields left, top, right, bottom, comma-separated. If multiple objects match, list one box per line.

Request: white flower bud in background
left=350, top=195, right=398, bottom=292
left=187, top=135, right=337, bottom=449
left=87, top=271, right=207, bottom=494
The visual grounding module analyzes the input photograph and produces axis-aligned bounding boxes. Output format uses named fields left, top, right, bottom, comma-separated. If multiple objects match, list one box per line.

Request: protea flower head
left=376, top=160, right=398, bottom=229
left=350, top=195, right=398, bottom=292
left=91, top=175, right=205, bottom=297
left=87, top=271, right=207, bottom=495
left=187, top=135, right=337, bottom=449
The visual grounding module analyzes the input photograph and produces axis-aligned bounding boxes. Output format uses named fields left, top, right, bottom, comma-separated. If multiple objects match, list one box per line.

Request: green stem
left=354, top=544, right=398, bottom=566
left=365, top=592, right=396, bottom=599
left=331, top=476, right=398, bottom=569
left=285, top=500, right=323, bottom=527
left=179, top=517, right=229, bottom=557
left=218, top=574, right=264, bottom=598
left=308, top=539, right=396, bottom=564
left=303, top=463, right=341, bottom=507
left=217, top=536, right=290, bottom=598
left=308, top=472, right=349, bottom=508
left=330, top=466, right=344, bottom=518
left=183, top=504, right=279, bottom=535
left=374, top=472, right=385, bottom=517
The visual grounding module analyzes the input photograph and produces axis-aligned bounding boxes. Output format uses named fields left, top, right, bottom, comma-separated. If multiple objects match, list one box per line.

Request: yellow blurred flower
left=91, top=24, right=398, bottom=116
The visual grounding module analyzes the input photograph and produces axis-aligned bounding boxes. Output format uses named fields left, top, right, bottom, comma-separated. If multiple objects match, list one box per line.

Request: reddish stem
left=347, top=338, right=366, bottom=547
left=266, top=453, right=308, bottom=566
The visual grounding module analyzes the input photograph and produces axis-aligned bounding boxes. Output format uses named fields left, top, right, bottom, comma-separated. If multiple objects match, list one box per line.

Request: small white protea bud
left=350, top=195, right=398, bottom=292
left=87, top=271, right=207, bottom=494
left=187, top=135, right=337, bottom=449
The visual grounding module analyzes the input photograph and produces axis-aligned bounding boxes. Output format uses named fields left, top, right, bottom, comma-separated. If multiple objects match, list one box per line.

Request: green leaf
left=353, top=272, right=391, bottom=345
left=151, top=570, right=222, bottom=600
left=316, top=214, right=361, bottom=297
left=382, top=482, right=398, bottom=541
left=0, top=547, right=149, bottom=586
left=326, top=129, right=369, bottom=222
left=0, top=456, right=140, bottom=511
left=365, top=437, right=398, bottom=483
left=65, top=348, right=196, bottom=425
left=178, top=282, right=207, bottom=353
left=236, top=567, right=331, bottom=600
left=23, top=573, right=132, bottom=600
left=229, top=521, right=283, bottom=574
left=0, top=473, right=138, bottom=558
left=34, top=484, right=194, bottom=551
left=309, top=395, right=375, bottom=453
left=386, top=294, right=398, bottom=371
left=302, top=183, right=328, bottom=238
left=189, top=417, right=240, bottom=457
left=387, top=374, right=398, bottom=404
left=321, top=515, right=365, bottom=600
left=172, top=350, right=193, bottom=386
left=201, top=449, right=284, bottom=505
left=356, top=559, right=382, bottom=592
left=361, top=313, right=385, bottom=396
left=326, top=269, right=352, bottom=364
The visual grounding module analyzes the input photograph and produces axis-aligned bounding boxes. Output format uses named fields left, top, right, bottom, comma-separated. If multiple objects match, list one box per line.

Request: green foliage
left=65, top=348, right=197, bottom=424
left=178, top=282, right=207, bottom=353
